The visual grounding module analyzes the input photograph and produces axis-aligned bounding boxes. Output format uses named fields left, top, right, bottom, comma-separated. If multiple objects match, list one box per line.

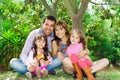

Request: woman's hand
left=78, top=52, right=85, bottom=58
left=52, top=40, right=58, bottom=57
left=57, top=52, right=64, bottom=61
left=78, top=49, right=89, bottom=58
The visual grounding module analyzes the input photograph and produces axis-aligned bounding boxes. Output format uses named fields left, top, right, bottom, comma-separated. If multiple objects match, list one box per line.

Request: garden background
left=0, top=0, right=120, bottom=80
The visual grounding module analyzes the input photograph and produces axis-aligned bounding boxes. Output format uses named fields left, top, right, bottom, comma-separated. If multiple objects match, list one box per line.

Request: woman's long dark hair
left=53, top=20, right=70, bottom=46
left=33, top=34, right=49, bottom=60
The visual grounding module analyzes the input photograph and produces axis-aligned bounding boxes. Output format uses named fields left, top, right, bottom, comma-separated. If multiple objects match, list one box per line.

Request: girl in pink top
left=66, top=29, right=96, bottom=80
left=25, top=34, right=52, bottom=78
left=66, top=29, right=92, bottom=68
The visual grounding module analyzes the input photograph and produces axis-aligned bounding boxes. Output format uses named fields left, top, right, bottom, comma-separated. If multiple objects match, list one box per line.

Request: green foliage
left=56, top=1, right=72, bottom=30
left=84, top=6, right=120, bottom=63
left=0, top=0, right=46, bottom=69
left=0, top=23, right=31, bottom=69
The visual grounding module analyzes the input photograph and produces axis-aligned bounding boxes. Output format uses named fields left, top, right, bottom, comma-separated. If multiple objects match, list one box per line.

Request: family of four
left=9, top=15, right=109, bottom=80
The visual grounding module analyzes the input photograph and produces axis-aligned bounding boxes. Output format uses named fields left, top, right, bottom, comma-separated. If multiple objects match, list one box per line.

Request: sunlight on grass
left=0, top=66, right=120, bottom=80
left=96, top=66, right=120, bottom=80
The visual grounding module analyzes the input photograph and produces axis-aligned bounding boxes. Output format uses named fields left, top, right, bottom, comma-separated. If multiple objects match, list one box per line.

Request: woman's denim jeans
left=47, top=57, right=62, bottom=71
left=9, top=57, right=62, bottom=74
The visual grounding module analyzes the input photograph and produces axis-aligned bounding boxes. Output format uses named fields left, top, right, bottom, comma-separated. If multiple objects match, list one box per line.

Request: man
left=9, top=15, right=62, bottom=78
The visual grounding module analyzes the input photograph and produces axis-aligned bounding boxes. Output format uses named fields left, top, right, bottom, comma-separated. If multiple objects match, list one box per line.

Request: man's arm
left=20, top=29, right=40, bottom=63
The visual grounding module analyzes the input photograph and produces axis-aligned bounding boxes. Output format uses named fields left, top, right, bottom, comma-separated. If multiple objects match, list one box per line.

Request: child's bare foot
left=41, top=65, right=48, bottom=77
left=36, top=67, right=41, bottom=78
left=41, top=68, right=48, bottom=77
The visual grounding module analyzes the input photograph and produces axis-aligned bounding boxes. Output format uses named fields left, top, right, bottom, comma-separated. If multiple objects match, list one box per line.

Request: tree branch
left=62, top=0, right=76, bottom=17
left=90, top=1, right=120, bottom=5
left=69, top=0, right=78, bottom=13
left=52, top=0, right=59, bottom=10
left=41, top=0, right=57, bottom=17
left=41, top=0, right=51, bottom=13
left=53, top=0, right=59, bottom=5
left=77, top=0, right=90, bottom=18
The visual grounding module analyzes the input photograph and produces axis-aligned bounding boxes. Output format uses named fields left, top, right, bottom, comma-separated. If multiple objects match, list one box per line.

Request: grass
left=96, top=66, right=120, bottom=80
left=0, top=66, right=120, bottom=80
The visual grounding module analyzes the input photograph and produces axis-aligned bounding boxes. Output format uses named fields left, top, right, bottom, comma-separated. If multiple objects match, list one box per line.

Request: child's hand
left=28, top=64, right=35, bottom=72
left=45, top=60, right=50, bottom=65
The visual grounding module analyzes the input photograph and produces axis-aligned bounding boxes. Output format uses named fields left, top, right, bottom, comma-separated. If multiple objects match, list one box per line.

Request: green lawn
left=0, top=66, right=120, bottom=80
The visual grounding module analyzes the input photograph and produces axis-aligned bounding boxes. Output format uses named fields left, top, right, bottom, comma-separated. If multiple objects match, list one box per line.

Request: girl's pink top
left=66, top=43, right=82, bottom=55
left=66, top=43, right=91, bottom=61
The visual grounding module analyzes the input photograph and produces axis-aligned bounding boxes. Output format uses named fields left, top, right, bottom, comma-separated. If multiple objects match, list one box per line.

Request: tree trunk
left=72, top=15, right=83, bottom=31
left=49, top=8, right=57, bottom=17
left=73, top=0, right=90, bottom=31
left=41, top=0, right=58, bottom=18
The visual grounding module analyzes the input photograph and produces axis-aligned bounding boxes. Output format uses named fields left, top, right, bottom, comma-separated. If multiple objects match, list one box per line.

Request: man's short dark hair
left=43, top=15, right=56, bottom=23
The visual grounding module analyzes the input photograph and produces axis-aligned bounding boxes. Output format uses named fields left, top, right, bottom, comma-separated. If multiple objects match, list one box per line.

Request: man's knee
left=10, top=58, right=19, bottom=67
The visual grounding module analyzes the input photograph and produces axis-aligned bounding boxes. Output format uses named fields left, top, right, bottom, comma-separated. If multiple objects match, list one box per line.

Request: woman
left=52, top=20, right=69, bottom=61
left=52, top=20, right=109, bottom=79
left=52, top=21, right=94, bottom=79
